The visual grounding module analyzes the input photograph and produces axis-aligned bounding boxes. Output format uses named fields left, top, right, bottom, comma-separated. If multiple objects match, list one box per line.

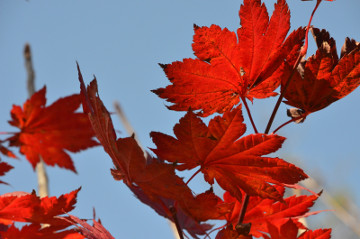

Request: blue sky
left=1, top=0, right=360, bottom=238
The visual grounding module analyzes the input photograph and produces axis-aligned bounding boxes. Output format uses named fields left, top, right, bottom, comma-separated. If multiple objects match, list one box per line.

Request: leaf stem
left=241, top=97, right=258, bottom=134
left=169, top=206, right=184, bottom=239
left=264, top=54, right=303, bottom=134
left=237, top=194, right=249, bottom=225
left=272, top=116, right=304, bottom=134
left=185, top=168, right=201, bottom=185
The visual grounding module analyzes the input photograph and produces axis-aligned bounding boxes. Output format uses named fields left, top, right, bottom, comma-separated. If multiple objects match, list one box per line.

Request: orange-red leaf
left=0, top=188, right=80, bottom=227
left=223, top=187, right=322, bottom=238
left=151, top=106, right=307, bottom=201
left=263, top=219, right=331, bottom=239
left=153, top=0, right=305, bottom=116
left=7, top=87, right=98, bottom=172
left=0, top=224, right=84, bottom=239
left=283, top=28, right=360, bottom=118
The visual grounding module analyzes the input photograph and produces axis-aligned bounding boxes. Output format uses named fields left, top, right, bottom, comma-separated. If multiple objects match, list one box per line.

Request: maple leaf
left=283, top=28, right=360, bottom=120
left=129, top=186, right=214, bottom=238
left=0, top=188, right=80, bottom=227
left=153, top=0, right=305, bottom=116
left=0, top=224, right=84, bottom=239
left=7, top=87, right=98, bottom=172
left=262, top=219, right=331, bottom=239
left=0, top=142, right=16, bottom=160
left=223, top=186, right=323, bottom=238
left=298, top=228, right=332, bottom=239
left=223, top=186, right=324, bottom=238
left=0, top=162, right=13, bottom=185
left=215, top=226, right=253, bottom=239
left=61, top=214, right=114, bottom=239
left=151, top=106, right=307, bottom=201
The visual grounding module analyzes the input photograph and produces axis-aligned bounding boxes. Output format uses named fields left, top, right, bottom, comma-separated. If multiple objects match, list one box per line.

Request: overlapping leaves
left=151, top=107, right=307, bottom=201
left=222, top=186, right=325, bottom=237
left=0, top=189, right=83, bottom=238
left=77, top=65, right=233, bottom=237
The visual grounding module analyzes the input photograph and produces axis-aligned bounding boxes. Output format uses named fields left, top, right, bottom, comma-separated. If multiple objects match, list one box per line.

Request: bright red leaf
left=263, top=219, right=331, bottom=239
left=0, top=188, right=80, bottom=227
left=283, top=28, right=360, bottom=120
left=0, top=224, right=84, bottom=239
left=7, top=87, right=98, bottom=172
left=153, top=0, right=305, bottom=116
left=223, top=187, right=322, bottom=237
left=151, top=106, right=307, bottom=201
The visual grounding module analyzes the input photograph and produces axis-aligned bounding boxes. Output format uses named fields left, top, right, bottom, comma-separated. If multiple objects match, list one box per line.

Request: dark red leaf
left=283, top=28, right=360, bottom=119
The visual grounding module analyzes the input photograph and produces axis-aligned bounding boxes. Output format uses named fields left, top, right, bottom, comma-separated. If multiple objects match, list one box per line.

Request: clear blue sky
left=1, top=0, right=360, bottom=238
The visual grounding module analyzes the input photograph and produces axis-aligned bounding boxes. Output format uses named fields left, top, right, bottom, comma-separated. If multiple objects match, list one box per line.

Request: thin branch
left=24, top=44, right=35, bottom=96
left=264, top=53, right=303, bottom=134
left=24, top=43, right=49, bottom=198
left=185, top=168, right=201, bottom=185
left=113, top=101, right=143, bottom=149
left=271, top=115, right=305, bottom=135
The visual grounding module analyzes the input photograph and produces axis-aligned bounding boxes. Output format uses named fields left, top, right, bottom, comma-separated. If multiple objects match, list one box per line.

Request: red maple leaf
left=298, top=228, right=332, bottom=239
left=0, top=224, right=84, bottom=239
left=151, top=106, right=307, bottom=201
left=283, top=28, right=360, bottom=120
left=0, top=188, right=80, bottom=227
left=0, top=162, right=13, bottom=185
left=153, top=0, right=305, bottom=116
left=0, top=142, right=16, bottom=161
left=215, top=226, right=253, bottom=239
left=223, top=186, right=322, bottom=237
left=62, top=214, right=114, bottom=239
left=263, top=219, right=331, bottom=239
left=7, top=87, right=98, bottom=172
